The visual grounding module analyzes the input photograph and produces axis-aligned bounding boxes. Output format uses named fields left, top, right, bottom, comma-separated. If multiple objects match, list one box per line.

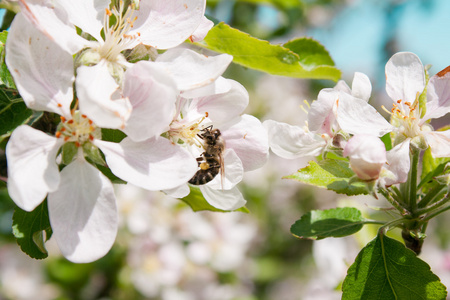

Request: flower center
left=167, top=112, right=210, bottom=148
left=390, top=98, right=423, bottom=138
left=55, top=111, right=101, bottom=147
left=98, top=0, right=140, bottom=62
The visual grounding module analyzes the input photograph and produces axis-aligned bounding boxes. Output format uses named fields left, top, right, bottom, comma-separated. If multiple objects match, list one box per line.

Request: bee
left=188, top=125, right=225, bottom=186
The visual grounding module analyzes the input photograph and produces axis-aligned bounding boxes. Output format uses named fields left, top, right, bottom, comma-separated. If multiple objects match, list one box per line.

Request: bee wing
left=220, top=152, right=225, bottom=190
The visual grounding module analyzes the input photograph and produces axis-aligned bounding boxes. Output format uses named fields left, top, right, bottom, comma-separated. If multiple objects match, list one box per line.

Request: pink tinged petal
left=204, top=149, right=244, bottom=190
left=351, top=72, right=372, bottom=102
left=422, top=68, right=450, bottom=122
left=199, top=186, right=246, bottom=211
left=181, top=76, right=232, bottom=99
left=337, top=93, right=394, bottom=137
left=6, top=125, right=63, bottom=211
left=385, top=52, right=425, bottom=103
left=156, top=48, right=233, bottom=91
left=48, top=156, right=118, bottom=263
left=188, top=16, right=214, bottom=42
left=308, top=88, right=337, bottom=135
left=17, top=0, right=86, bottom=54
left=6, top=13, right=74, bottom=118
left=76, top=63, right=131, bottom=129
left=263, top=120, right=325, bottom=159
left=94, top=138, right=198, bottom=191
left=424, top=131, right=450, bottom=157
left=382, top=140, right=411, bottom=186
left=122, top=61, right=177, bottom=141
left=343, top=135, right=386, bottom=181
left=192, top=79, right=249, bottom=124
left=221, top=115, right=269, bottom=171
left=57, top=0, right=108, bottom=42
left=131, top=0, right=206, bottom=49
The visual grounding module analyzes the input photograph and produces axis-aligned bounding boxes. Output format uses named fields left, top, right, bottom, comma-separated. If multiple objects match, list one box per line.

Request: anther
left=55, top=131, right=61, bottom=138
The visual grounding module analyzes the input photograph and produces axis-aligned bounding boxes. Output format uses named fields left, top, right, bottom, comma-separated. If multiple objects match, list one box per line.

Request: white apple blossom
left=385, top=52, right=450, bottom=157
left=264, top=72, right=393, bottom=160
left=6, top=108, right=197, bottom=263
left=164, top=76, right=269, bottom=211
left=8, top=0, right=213, bottom=129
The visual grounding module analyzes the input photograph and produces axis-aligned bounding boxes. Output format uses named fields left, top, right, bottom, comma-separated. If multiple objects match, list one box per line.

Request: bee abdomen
left=188, top=166, right=220, bottom=185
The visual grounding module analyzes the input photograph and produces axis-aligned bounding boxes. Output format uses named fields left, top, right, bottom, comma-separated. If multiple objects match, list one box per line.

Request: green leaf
left=290, top=207, right=367, bottom=239
left=0, top=87, right=33, bottom=139
left=0, top=31, right=16, bottom=89
left=237, top=0, right=302, bottom=9
left=180, top=186, right=249, bottom=213
left=285, top=159, right=369, bottom=196
left=419, top=147, right=450, bottom=190
left=342, top=233, right=447, bottom=300
left=198, top=23, right=341, bottom=81
left=101, top=128, right=126, bottom=143
left=12, top=200, right=53, bottom=260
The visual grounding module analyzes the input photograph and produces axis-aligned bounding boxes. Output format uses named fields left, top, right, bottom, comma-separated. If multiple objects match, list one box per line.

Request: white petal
left=425, top=131, right=450, bottom=157
left=189, top=16, right=214, bottom=42
left=132, top=0, right=206, bottom=49
left=337, top=93, right=394, bottom=137
left=17, top=0, right=86, bottom=54
left=263, top=120, right=325, bottom=159
left=199, top=186, right=246, bottom=211
left=221, top=115, right=269, bottom=171
left=57, top=0, right=107, bottom=42
left=156, top=48, right=233, bottom=91
left=191, top=79, right=248, bottom=124
left=6, top=125, right=63, bottom=211
left=351, top=72, right=372, bottom=102
left=204, top=149, right=244, bottom=190
left=385, top=52, right=425, bottom=103
left=308, top=88, right=337, bottom=135
left=333, top=80, right=351, bottom=94
left=382, top=140, right=411, bottom=186
left=164, top=184, right=190, bottom=198
left=181, top=76, right=232, bottom=99
left=76, top=62, right=131, bottom=129
left=6, top=13, right=74, bottom=118
left=122, top=61, right=177, bottom=141
left=48, top=156, right=118, bottom=263
left=95, top=138, right=198, bottom=190
left=423, top=69, right=450, bottom=122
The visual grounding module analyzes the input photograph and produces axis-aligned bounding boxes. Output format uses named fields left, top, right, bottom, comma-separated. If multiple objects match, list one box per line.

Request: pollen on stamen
left=75, top=142, right=81, bottom=147
left=68, top=120, right=74, bottom=124
left=189, top=36, right=194, bottom=43
left=64, top=136, right=70, bottom=141
left=57, top=103, right=63, bottom=107
left=60, top=116, right=66, bottom=122
left=72, top=132, right=76, bottom=136
left=89, top=135, right=94, bottom=141
left=88, top=120, right=93, bottom=125
left=82, top=114, right=87, bottom=118
left=55, top=131, right=61, bottom=138
left=90, top=126, right=95, bottom=131
left=397, top=99, right=402, bottom=103
left=205, top=112, right=209, bottom=117
left=404, top=101, right=411, bottom=107
left=105, top=8, right=112, bottom=16
left=60, top=127, right=66, bottom=132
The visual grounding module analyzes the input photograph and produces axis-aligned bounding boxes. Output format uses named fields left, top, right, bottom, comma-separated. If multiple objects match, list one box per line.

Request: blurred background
left=1, top=0, right=450, bottom=299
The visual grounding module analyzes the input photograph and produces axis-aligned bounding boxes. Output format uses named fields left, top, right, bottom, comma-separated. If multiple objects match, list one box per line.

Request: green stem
left=408, top=146, right=420, bottom=214
left=379, top=189, right=409, bottom=216
left=417, top=185, right=447, bottom=209
left=422, top=204, right=450, bottom=222
left=415, top=195, right=449, bottom=216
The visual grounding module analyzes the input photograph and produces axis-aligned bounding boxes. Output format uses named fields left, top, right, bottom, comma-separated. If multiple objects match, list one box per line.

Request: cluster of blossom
left=5, top=0, right=268, bottom=263
left=264, top=51, right=450, bottom=189
left=117, top=185, right=256, bottom=300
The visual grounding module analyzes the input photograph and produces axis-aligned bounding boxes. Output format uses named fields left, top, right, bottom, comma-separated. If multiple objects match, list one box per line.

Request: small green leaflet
left=290, top=207, right=367, bottom=240
left=0, top=31, right=15, bottom=88
left=12, top=200, right=53, bottom=260
left=197, top=23, right=341, bottom=81
left=285, top=159, right=369, bottom=196
left=342, top=233, right=447, bottom=300
left=0, top=87, right=33, bottom=140
left=180, top=186, right=249, bottom=213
